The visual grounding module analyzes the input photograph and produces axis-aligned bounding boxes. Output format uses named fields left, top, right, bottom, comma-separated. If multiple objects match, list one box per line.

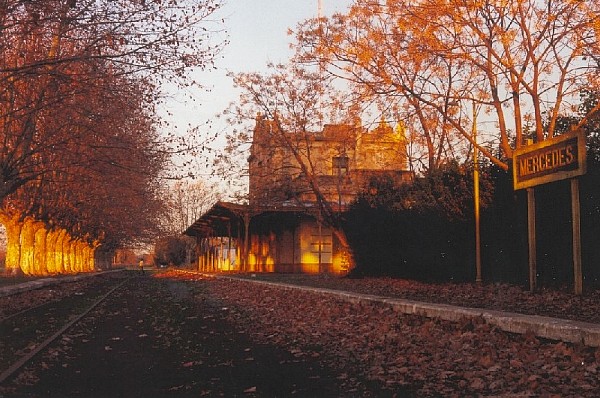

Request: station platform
left=222, top=275, right=600, bottom=348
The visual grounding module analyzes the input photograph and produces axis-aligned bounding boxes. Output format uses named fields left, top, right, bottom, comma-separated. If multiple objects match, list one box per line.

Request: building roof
left=183, top=200, right=320, bottom=238
left=183, top=201, right=247, bottom=238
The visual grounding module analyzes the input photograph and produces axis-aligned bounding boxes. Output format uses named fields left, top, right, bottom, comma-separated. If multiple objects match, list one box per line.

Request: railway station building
left=184, top=116, right=412, bottom=274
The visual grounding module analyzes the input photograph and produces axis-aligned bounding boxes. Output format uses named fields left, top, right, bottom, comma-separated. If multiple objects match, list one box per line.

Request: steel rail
left=0, top=299, right=58, bottom=323
left=1, top=276, right=121, bottom=323
left=0, top=277, right=131, bottom=384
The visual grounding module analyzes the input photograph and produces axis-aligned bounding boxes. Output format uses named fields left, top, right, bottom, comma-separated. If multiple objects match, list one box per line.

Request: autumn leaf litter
left=2, top=271, right=599, bottom=396
left=197, top=274, right=600, bottom=397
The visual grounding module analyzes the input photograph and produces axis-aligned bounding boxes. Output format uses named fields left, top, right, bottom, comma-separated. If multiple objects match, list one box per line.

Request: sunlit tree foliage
left=294, top=0, right=600, bottom=171
left=0, top=0, right=225, bottom=274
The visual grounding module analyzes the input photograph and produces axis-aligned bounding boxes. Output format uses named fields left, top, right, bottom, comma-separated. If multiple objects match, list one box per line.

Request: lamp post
left=447, top=98, right=482, bottom=283
left=472, top=100, right=482, bottom=284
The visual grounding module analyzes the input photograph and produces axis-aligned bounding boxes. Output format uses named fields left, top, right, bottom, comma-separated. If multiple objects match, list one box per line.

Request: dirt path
left=3, top=275, right=382, bottom=397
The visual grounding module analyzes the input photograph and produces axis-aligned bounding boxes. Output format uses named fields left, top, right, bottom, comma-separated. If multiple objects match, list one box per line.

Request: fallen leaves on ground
left=202, top=276, right=599, bottom=397
left=0, top=273, right=127, bottom=320
left=4, top=270, right=599, bottom=397
left=236, top=273, right=600, bottom=324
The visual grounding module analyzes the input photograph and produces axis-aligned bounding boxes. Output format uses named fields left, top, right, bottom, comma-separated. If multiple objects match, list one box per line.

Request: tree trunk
left=56, top=230, right=67, bottom=273
left=20, top=218, right=35, bottom=275
left=46, top=229, right=61, bottom=274
left=33, top=222, right=48, bottom=275
left=332, top=227, right=355, bottom=274
left=89, top=245, right=97, bottom=271
left=83, top=245, right=93, bottom=272
left=1, top=214, right=23, bottom=276
left=75, top=240, right=84, bottom=272
left=66, top=238, right=75, bottom=273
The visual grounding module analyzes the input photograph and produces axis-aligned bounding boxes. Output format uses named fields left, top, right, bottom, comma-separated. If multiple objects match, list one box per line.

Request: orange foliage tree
left=222, top=64, right=349, bottom=219
left=218, top=63, right=402, bottom=271
left=0, top=0, right=225, bottom=275
left=0, top=68, right=167, bottom=275
left=293, top=0, right=600, bottom=170
left=1, top=0, right=224, bottom=200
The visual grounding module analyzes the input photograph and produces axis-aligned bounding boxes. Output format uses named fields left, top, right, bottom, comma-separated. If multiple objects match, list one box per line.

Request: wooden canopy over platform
left=184, top=201, right=248, bottom=238
left=183, top=200, right=352, bottom=274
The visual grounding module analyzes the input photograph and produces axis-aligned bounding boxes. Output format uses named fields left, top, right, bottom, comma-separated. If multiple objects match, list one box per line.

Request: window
left=332, top=155, right=349, bottom=175
left=310, top=227, right=332, bottom=263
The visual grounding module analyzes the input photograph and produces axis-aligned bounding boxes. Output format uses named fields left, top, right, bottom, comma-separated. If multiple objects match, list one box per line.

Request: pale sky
left=199, top=0, right=353, bottom=117
left=161, top=1, right=353, bottom=184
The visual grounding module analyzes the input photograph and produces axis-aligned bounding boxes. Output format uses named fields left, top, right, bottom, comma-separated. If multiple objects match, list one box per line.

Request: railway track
left=0, top=272, right=133, bottom=384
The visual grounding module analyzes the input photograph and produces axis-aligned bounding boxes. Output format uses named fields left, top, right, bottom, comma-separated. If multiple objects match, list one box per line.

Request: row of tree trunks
left=1, top=214, right=96, bottom=276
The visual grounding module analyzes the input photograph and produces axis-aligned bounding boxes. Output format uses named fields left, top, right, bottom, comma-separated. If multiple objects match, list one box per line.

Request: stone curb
left=220, top=276, right=600, bottom=348
left=0, top=269, right=126, bottom=298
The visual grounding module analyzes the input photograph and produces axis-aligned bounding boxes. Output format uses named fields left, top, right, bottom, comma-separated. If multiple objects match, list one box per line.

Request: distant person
left=139, top=259, right=144, bottom=274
